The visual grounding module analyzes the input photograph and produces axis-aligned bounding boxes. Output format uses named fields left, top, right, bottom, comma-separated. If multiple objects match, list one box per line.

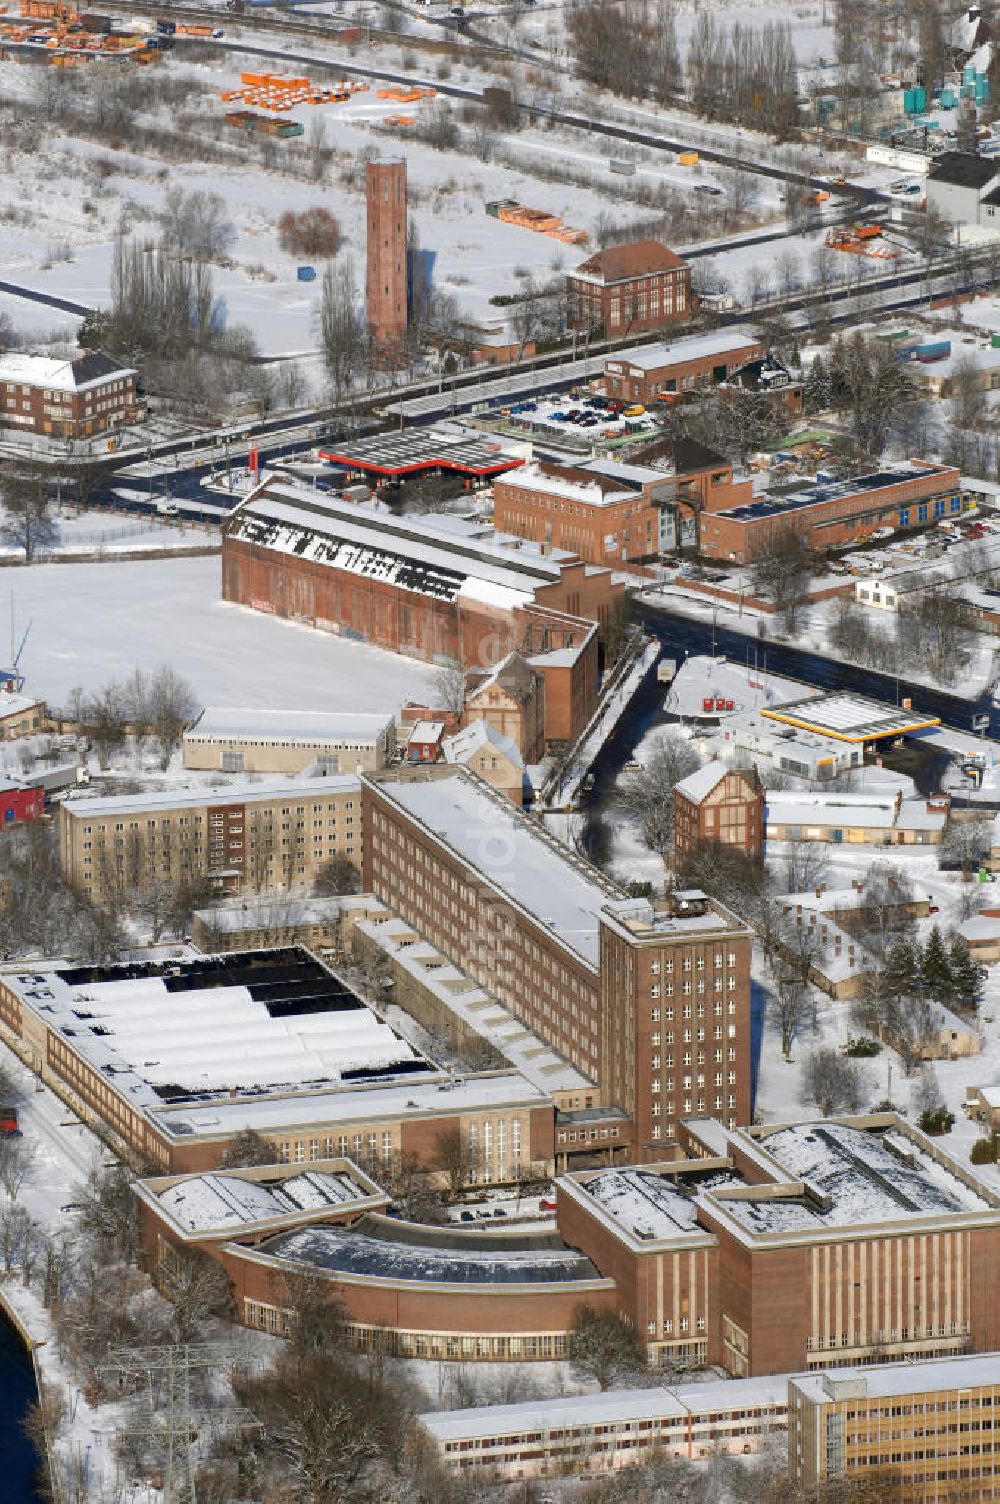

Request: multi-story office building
left=58, top=776, right=362, bottom=900
left=362, top=767, right=754, bottom=1158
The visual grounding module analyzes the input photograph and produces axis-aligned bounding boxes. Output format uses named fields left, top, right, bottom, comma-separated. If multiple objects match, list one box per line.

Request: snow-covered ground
left=10, top=553, right=439, bottom=714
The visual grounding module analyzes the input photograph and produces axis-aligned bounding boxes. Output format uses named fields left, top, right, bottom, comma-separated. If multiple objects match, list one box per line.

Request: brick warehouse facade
left=366, top=158, right=407, bottom=358
left=603, top=329, right=764, bottom=405
left=673, top=762, right=765, bottom=864
left=134, top=1161, right=618, bottom=1359
left=222, top=478, right=624, bottom=751
left=0, top=950, right=558, bottom=1177
left=362, top=767, right=754, bottom=1158
left=700, top=460, right=965, bottom=562
left=557, top=1114, right=1000, bottom=1373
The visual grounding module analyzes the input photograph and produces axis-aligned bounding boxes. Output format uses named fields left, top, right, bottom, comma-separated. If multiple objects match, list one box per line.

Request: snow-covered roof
left=150, top=1068, right=550, bottom=1141
left=0, top=692, right=43, bottom=719
left=606, top=328, right=760, bottom=372
left=498, top=463, right=636, bottom=508
left=407, top=720, right=444, bottom=743
left=61, top=774, right=360, bottom=819
left=792, top=1352, right=1000, bottom=1405
left=356, top=915, right=592, bottom=1096
left=155, top=1168, right=370, bottom=1232
left=185, top=708, right=394, bottom=745
left=364, top=768, right=631, bottom=968
left=960, top=913, right=1000, bottom=943
left=674, top=759, right=730, bottom=804
left=229, top=479, right=574, bottom=608
left=718, top=1122, right=992, bottom=1237
left=420, top=1371, right=790, bottom=1443
left=580, top=1165, right=741, bottom=1242
left=0, top=349, right=136, bottom=395
left=4, top=949, right=420, bottom=1112
left=192, top=895, right=350, bottom=934
left=253, top=1221, right=605, bottom=1286
left=442, top=720, right=524, bottom=769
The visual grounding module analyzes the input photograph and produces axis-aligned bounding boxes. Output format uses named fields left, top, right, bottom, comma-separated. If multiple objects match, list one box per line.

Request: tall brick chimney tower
left=366, top=157, right=408, bottom=361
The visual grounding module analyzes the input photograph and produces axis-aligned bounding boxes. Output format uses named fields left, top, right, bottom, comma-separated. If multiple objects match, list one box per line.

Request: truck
left=0, top=1106, right=21, bottom=1137
left=155, top=15, right=175, bottom=32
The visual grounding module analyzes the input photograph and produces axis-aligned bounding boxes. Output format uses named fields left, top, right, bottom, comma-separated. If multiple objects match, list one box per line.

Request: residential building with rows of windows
left=57, top=776, right=363, bottom=900
left=362, top=767, right=754, bottom=1159
left=788, top=1354, right=1000, bottom=1498
left=0, top=350, right=140, bottom=439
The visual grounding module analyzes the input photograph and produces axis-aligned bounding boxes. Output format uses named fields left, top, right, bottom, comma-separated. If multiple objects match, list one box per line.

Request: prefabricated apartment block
left=58, top=776, right=363, bottom=899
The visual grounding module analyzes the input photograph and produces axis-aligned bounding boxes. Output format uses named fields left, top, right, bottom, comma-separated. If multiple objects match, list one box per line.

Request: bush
left=971, top=1137, right=997, bottom=1165
left=919, top=1105, right=955, bottom=1137
left=278, top=207, right=341, bottom=260
left=845, top=1036, right=882, bottom=1058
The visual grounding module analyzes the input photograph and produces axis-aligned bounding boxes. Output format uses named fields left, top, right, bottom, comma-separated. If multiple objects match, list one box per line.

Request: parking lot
left=502, top=392, right=661, bottom=442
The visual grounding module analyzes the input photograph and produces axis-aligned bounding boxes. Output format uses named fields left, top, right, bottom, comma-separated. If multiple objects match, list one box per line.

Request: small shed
left=407, top=720, right=445, bottom=763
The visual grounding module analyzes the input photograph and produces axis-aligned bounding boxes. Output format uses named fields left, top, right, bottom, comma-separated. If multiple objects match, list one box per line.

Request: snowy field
left=10, top=553, right=439, bottom=713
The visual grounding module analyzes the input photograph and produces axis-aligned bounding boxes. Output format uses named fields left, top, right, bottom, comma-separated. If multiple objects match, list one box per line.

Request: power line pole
left=97, top=1339, right=257, bottom=1504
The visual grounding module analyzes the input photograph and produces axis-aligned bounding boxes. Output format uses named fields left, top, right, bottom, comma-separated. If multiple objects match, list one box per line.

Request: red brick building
left=603, top=328, right=764, bottom=405
left=222, top=478, right=624, bottom=747
left=673, top=762, right=765, bottom=863
left=558, top=1113, right=1000, bottom=1374
left=0, top=947, right=557, bottom=1178
left=492, top=446, right=750, bottom=567
left=567, top=241, right=693, bottom=337
left=366, top=158, right=408, bottom=358
left=130, top=1112, right=1000, bottom=1376
left=0, top=779, right=44, bottom=825
left=700, top=461, right=964, bottom=563
left=464, top=652, right=545, bottom=763
left=135, top=1160, right=616, bottom=1360
left=363, top=768, right=754, bottom=1160
left=0, top=350, right=140, bottom=439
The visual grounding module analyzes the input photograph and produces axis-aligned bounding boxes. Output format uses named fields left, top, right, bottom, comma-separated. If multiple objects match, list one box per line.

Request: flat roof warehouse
left=5, top=949, right=424, bottom=1111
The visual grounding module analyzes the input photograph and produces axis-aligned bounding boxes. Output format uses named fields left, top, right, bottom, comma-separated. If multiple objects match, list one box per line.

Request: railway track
left=105, top=0, right=884, bottom=199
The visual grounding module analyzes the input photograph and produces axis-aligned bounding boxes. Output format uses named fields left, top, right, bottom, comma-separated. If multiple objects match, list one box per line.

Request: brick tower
left=366, top=157, right=408, bottom=361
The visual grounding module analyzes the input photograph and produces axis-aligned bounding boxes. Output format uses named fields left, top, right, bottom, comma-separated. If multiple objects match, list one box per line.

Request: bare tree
left=74, top=1159, right=138, bottom=1263
left=434, top=662, right=467, bottom=719
left=317, top=256, right=366, bottom=404
left=770, top=971, right=813, bottom=1060
left=85, top=681, right=128, bottom=768
left=619, top=733, right=700, bottom=863
left=313, top=857, right=360, bottom=897
left=150, top=664, right=199, bottom=769
left=751, top=525, right=814, bottom=631
left=433, top=1125, right=478, bottom=1196
left=157, top=1242, right=233, bottom=1340
left=0, top=1134, right=35, bottom=1199
left=0, top=468, right=59, bottom=561
left=802, top=1046, right=867, bottom=1115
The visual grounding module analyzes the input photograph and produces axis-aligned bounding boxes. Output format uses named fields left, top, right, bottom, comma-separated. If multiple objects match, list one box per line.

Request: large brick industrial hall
left=222, top=477, right=626, bottom=673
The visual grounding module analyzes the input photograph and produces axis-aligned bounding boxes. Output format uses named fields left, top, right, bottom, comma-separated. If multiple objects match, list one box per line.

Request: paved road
left=0, top=280, right=91, bottom=318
